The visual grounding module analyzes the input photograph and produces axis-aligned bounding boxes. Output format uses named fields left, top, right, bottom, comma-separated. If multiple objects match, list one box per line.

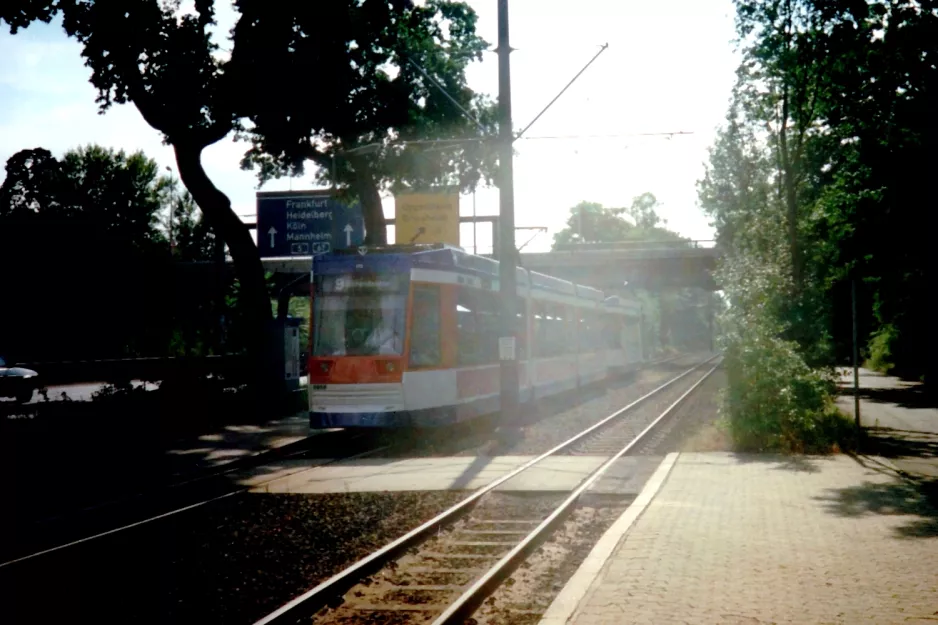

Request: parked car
left=0, top=356, right=38, bottom=403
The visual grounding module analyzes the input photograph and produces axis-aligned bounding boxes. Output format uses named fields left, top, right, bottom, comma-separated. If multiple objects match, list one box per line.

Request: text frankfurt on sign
left=256, top=191, right=365, bottom=258
left=394, top=191, right=460, bottom=246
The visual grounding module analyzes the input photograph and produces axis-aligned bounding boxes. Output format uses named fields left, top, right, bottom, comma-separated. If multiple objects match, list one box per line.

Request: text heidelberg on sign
left=256, top=191, right=365, bottom=258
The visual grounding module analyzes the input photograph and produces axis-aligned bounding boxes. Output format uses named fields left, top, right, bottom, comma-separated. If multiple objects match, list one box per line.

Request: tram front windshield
left=312, top=273, right=407, bottom=356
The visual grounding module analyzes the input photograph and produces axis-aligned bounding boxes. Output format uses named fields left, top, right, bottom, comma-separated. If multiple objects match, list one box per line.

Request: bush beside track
left=718, top=311, right=855, bottom=454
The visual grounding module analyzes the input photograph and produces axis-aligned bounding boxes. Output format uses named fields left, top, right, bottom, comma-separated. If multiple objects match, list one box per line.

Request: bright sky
left=0, top=0, right=739, bottom=254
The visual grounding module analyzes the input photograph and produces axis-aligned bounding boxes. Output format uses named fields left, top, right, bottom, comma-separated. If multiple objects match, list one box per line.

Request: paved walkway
left=244, top=455, right=663, bottom=494
left=163, top=378, right=315, bottom=477
left=541, top=452, right=938, bottom=624
left=163, top=412, right=315, bottom=478
left=541, top=369, right=938, bottom=624
left=837, top=367, right=938, bottom=479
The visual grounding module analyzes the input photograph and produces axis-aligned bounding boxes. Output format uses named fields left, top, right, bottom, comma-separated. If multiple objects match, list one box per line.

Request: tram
left=306, top=243, right=644, bottom=428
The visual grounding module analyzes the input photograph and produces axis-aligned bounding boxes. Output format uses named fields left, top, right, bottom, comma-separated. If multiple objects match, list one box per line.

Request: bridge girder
left=179, top=245, right=722, bottom=293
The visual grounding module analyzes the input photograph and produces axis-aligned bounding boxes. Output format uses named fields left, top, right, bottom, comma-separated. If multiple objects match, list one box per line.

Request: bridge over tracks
left=521, top=240, right=721, bottom=291
left=178, top=239, right=721, bottom=293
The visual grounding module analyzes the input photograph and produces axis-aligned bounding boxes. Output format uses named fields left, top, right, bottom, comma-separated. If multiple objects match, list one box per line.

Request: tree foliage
left=164, top=184, right=220, bottom=262
left=551, top=193, right=683, bottom=248
left=700, top=0, right=938, bottom=450
left=4, top=1, right=496, bottom=382
left=0, top=145, right=226, bottom=361
left=235, top=0, right=497, bottom=244
left=0, top=0, right=57, bottom=34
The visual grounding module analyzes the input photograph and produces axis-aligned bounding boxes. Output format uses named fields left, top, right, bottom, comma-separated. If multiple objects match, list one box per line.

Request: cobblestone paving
left=568, top=452, right=938, bottom=625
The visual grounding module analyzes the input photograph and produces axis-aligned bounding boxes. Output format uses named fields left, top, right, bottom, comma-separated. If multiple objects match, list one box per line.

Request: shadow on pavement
left=814, top=469, right=938, bottom=539
left=861, top=426, right=938, bottom=463
left=815, top=425, right=938, bottom=539
left=842, top=384, right=938, bottom=410
left=729, top=452, right=826, bottom=473
left=723, top=451, right=938, bottom=538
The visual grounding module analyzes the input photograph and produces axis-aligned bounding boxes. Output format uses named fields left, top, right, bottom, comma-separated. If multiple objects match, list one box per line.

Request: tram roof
left=316, top=243, right=616, bottom=302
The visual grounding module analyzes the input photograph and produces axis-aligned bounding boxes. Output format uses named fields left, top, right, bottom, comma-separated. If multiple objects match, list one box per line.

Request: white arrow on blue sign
left=256, top=191, right=365, bottom=258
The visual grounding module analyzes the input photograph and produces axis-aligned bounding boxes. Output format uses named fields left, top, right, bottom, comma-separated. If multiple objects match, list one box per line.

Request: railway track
left=0, top=429, right=385, bottom=568
left=255, top=354, right=722, bottom=625
left=2, top=354, right=688, bottom=570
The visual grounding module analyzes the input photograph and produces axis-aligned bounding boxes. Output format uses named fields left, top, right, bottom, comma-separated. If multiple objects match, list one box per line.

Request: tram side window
left=533, top=300, right=557, bottom=358
left=603, top=315, right=623, bottom=349
left=410, top=285, right=441, bottom=368
left=457, top=287, right=499, bottom=365
left=515, top=297, right=527, bottom=359
left=556, top=304, right=575, bottom=356
left=531, top=300, right=546, bottom=358
left=595, top=312, right=605, bottom=349
left=535, top=302, right=563, bottom=358
left=578, top=310, right=593, bottom=352
left=586, top=311, right=604, bottom=351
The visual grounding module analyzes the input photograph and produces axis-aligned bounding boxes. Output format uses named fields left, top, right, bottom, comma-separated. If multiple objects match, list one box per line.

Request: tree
left=235, top=0, right=497, bottom=245
left=0, top=147, right=62, bottom=217
left=163, top=185, right=219, bottom=262
left=734, top=0, right=829, bottom=288
left=0, top=144, right=174, bottom=360
left=695, top=0, right=938, bottom=449
left=45, top=0, right=274, bottom=374
left=625, top=192, right=666, bottom=231
left=719, top=0, right=938, bottom=383
left=808, top=0, right=938, bottom=385
left=552, top=193, right=682, bottom=249
left=1, top=144, right=167, bottom=249
left=0, top=0, right=57, bottom=34
left=4, top=1, right=496, bottom=390
left=552, top=202, right=632, bottom=247
left=0, top=143, right=237, bottom=360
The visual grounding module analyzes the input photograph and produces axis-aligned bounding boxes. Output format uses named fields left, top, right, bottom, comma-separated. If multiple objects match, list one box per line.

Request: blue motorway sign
left=256, top=192, right=365, bottom=258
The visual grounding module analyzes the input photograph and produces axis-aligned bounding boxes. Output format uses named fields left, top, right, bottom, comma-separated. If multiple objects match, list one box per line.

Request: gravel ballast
left=1, top=491, right=466, bottom=625
left=451, top=355, right=714, bottom=457
left=2, top=356, right=722, bottom=625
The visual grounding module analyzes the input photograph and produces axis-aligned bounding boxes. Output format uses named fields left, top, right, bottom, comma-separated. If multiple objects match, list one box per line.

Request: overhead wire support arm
left=514, top=43, right=610, bottom=142
left=516, top=226, right=547, bottom=253
left=404, top=55, right=489, bottom=135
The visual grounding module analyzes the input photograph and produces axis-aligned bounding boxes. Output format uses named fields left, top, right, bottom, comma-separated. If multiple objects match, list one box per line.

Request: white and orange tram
left=307, top=243, right=645, bottom=428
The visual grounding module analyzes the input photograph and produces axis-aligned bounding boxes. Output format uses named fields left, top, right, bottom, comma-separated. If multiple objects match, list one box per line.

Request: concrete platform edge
left=537, top=452, right=680, bottom=625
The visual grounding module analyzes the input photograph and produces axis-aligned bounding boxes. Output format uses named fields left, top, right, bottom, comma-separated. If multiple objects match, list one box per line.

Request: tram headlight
left=375, top=360, right=397, bottom=374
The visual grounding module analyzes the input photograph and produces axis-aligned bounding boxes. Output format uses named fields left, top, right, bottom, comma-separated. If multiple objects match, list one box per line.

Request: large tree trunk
left=173, top=143, right=274, bottom=396
left=352, top=162, right=387, bottom=246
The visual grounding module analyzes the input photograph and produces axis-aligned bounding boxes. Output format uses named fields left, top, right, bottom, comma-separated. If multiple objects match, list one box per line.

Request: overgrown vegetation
left=700, top=0, right=937, bottom=452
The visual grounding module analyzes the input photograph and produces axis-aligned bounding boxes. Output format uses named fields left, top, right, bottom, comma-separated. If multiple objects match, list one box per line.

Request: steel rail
left=433, top=358, right=722, bottom=624
left=253, top=353, right=720, bottom=625
left=3, top=353, right=686, bottom=569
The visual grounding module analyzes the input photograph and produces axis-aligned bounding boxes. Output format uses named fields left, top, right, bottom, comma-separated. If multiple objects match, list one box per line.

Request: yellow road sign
left=394, top=191, right=460, bottom=246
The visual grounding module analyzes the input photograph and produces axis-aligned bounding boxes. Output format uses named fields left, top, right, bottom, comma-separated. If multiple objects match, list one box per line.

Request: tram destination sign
left=256, top=190, right=365, bottom=258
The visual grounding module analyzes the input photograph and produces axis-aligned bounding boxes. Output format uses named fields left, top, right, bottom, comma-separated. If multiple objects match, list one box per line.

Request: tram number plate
left=311, top=384, right=327, bottom=390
